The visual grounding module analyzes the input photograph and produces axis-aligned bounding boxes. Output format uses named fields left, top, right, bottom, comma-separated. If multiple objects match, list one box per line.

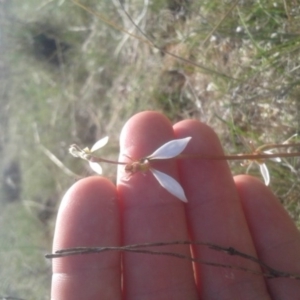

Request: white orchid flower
left=247, top=150, right=281, bottom=186
left=69, top=136, right=109, bottom=174
left=257, top=162, right=270, bottom=186
left=147, top=137, right=192, bottom=160
left=126, top=137, right=191, bottom=202
left=248, top=134, right=299, bottom=185
left=151, top=168, right=188, bottom=203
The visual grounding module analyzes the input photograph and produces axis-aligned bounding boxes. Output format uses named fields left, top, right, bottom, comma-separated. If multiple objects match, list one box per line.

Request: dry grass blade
left=201, top=0, right=240, bottom=46
left=33, top=123, right=81, bottom=179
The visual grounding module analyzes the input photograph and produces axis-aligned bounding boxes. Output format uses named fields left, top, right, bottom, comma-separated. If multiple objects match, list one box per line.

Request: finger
left=235, top=175, right=300, bottom=299
left=117, top=111, right=198, bottom=300
left=51, top=177, right=121, bottom=300
left=173, top=120, right=269, bottom=299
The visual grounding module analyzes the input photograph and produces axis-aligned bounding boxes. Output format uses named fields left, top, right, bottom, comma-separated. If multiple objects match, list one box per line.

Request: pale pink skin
left=51, top=111, right=300, bottom=300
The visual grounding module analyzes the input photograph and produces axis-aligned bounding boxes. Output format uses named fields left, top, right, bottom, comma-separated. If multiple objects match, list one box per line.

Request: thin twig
left=72, top=0, right=151, bottom=46
left=72, top=0, right=237, bottom=81
left=178, top=151, right=300, bottom=161
left=45, top=240, right=300, bottom=280
left=112, top=0, right=149, bottom=57
left=117, top=0, right=237, bottom=81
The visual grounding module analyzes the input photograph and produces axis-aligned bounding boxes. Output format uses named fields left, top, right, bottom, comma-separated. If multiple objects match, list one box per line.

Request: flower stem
left=178, top=151, right=300, bottom=161
left=90, top=156, right=127, bottom=165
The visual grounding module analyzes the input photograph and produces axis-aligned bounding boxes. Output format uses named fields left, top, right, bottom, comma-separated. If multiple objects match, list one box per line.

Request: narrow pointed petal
left=151, top=169, right=188, bottom=202
left=89, top=161, right=103, bottom=175
left=269, top=157, right=281, bottom=163
left=147, top=137, right=192, bottom=160
left=69, top=144, right=83, bottom=158
left=91, top=136, right=109, bottom=152
left=264, top=150, right=281, bottom=162
left=259, top=163, right=270, bottom=186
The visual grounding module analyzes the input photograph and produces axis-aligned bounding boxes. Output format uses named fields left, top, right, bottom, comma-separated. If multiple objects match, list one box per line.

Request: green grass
left=0, top=202, right=51, bottom=299
left=1, top=0, right=300, bottom=298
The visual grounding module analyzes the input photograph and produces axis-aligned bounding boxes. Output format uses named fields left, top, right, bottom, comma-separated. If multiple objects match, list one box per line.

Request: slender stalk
left=91, top=150, right=300, bottom=165
left=45, top=240, right=300, bottom=280
left=87, top=143, right=300, bottom=166
left=90, top=156, right=127, bottom=165
left=177, top=151, right=300, bottom=161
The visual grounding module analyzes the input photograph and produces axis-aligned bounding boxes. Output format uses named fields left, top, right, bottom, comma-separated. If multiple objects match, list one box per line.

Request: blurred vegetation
left=0, top=0, right=300, bottom=298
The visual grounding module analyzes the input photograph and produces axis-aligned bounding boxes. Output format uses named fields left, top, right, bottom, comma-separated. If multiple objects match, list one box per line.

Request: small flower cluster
left=69, top=136, right=296, bottom=202
left=69, top=137, right=191, bottom=202
left=244, top=151, right=281, bottom=186
left=243, top=134, right=297, bottom=186
left=124, top=137, right=191, bottom=202
left=69, top=136, right=109, bottom=175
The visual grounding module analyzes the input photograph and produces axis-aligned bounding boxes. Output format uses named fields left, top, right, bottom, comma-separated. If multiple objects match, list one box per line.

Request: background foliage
left=0, top=0, right=299, bottom=298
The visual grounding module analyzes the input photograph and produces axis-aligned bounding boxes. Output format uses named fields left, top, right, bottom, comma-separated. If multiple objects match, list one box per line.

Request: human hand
left=51, top=111, right=300, bottom=300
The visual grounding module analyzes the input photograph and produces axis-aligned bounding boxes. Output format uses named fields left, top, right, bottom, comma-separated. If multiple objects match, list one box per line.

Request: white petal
left=270, top=157, right=281, bottom=163
left=259, top=163, right=270, bottom=186
left=91, top=136, right=109, bottom=152
left=69, top=144, right=81, bottom=157
left=151, top=169, right=188, bottom=202
left=147, top=137, right=192, bottom=160
left=89, top=161, right=103, bottom=174
left=264, top=150, right=281, bottom=162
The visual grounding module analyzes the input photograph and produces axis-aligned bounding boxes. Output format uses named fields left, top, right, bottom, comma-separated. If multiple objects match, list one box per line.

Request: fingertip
left=234, top=173, right=266, bottom=187
left=234, top=174, right=285, bottom=218
left=117, top=110, right=180, bottom=205
left=52, top=176, right=121, bottom=300
left=53, top=176, right=119, bottom=251
left=173, top=119, right=224, bottom=155
left=119, top=111, right=173, bottom=157
left=65, top=176, right=117, bottom=204
left=234, top=174, right=299, bottom=239
left=234, top=174, right=300, bottom=298
left=173, top=119, right=233, bottom=207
